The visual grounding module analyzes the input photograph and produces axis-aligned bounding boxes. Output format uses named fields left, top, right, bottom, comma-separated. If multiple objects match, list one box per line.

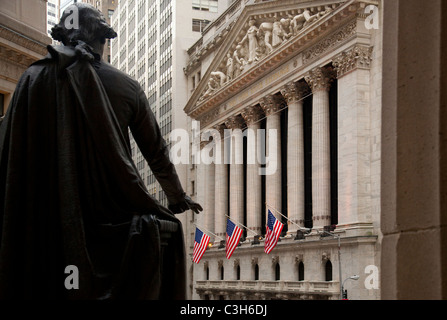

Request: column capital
left=224, top=114, right=245, bottom=130
left=241, top=105, right=264, bottom=126
left=259, top=94, right=284, bottom=116
left=212, top=124, right=226, bottom=138
left=304, top=66, right=335, bottom=92
left=280, top=81, right=311, bottom=104
left=333, top=45, right=373, bottom=78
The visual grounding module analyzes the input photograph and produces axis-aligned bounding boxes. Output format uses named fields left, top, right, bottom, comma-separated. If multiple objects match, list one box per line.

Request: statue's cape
left=0, top=43, right=186, bottom=300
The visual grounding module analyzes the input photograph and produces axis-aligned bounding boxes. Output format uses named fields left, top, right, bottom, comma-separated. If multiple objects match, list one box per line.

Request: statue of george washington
left=0, top=3, right=202, bottom=300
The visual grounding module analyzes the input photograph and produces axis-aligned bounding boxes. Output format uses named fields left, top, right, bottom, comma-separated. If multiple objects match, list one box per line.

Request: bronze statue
left=0, top=3, right=202, bottom=300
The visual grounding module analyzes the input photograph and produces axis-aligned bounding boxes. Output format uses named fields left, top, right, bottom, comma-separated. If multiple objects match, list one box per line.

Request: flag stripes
left=264, top=210, right=284, bottom=254
left=226, top=219, right=243, bottom=259
left=193, top=228, right=210, bottom=263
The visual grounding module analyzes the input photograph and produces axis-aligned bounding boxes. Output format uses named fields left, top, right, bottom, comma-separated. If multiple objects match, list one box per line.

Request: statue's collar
left=45, top=41, right=101, bottom=68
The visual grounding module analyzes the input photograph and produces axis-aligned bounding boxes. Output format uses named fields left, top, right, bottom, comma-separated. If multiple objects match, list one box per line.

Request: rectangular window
left=192, top=0, right=218, bottom=13
left=192, top=19, right=211, bottom=32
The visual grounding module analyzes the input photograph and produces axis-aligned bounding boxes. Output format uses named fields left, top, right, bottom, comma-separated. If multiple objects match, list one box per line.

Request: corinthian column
left=305, top=67, right=334, bottom=228
left=260, top=94, right=283, bottom=224
left=281, top=81, right=310, bottom=233
left=213, top=124, right=227, bottom=241
left=225, top=115, right=245, bottom=231
left=241, top=105, right=264, bottom=238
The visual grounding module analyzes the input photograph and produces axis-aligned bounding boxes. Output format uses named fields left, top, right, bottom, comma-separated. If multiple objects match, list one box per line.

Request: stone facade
left=0, top=0, right=51, bottom=115
left=184, top=0, right=382, bottom=300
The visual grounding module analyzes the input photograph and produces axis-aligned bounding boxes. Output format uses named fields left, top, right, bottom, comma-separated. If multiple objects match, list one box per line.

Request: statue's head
left=51, top=3, right=117, bottom=46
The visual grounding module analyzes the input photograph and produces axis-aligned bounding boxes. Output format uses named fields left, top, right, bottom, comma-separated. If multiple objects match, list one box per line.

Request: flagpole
left=225, top=215, right=260, bottom=237
left=265, top=203, right=312, bottom=232
left=194, top=223, right=225, bottom=241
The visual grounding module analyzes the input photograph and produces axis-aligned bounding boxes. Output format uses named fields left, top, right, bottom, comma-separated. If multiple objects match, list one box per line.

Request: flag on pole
left=264, top=209, right=284, bottom=254
left=226, top=219, right=243, bottom=259
left=193, top=227, right=210, bottom=263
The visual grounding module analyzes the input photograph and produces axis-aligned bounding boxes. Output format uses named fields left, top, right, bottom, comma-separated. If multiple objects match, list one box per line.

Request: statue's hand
left=169, top=195, right=203, bottom=214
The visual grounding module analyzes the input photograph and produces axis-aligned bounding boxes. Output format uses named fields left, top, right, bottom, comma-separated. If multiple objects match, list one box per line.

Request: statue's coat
left=0, top=43, right=186, bottom=300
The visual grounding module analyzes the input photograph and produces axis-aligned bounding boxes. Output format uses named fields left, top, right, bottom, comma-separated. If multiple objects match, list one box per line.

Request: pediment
left=184, top=0, right=370, bottom=119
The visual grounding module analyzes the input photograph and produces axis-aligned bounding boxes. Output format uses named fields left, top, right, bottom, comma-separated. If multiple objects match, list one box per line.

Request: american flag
left=193, top=228, right=210, bottom=264
left=226, top=219, right=243, bottom=259
left=264, top=210, right=284, bottom=254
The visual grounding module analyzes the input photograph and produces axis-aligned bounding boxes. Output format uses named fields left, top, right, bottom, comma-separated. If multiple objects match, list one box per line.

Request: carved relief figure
left=201, top=76, right=218, bottom=100
left=303, top=6, right=333, bottom=28
left=292, top=9, right=312, bottom=34
left=258, top=21, right=273, bottom=53
left=272, top=18, right=284, bottom=48
left=232, top=45, right=243, bottom=78
left=226, top=53, right=234, bottom=81
left=211, top=70, right=227, bottom=87
left=239, top=18, right=259, bottom=63
left=280, top=16, right=293, bottom=39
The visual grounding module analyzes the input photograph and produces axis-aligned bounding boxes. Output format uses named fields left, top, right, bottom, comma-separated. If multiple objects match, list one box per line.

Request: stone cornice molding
left=304, top=66, right=335, bottom=92
left=184, top=0, right=375, bottom=119
left=333, top=44, right=374, bottom=77
left=0, top=44, right=38, bottom=68
left=241, top=105, right=264, bottom=126
left=0, top=23, right=49, bottom=57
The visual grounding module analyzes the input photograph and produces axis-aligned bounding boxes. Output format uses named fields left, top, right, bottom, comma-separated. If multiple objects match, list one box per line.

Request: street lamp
left=341, top=275, right=360, bottom=300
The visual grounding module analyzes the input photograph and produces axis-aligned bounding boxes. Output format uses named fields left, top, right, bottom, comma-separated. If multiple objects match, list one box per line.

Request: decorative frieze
left=302, top=20, right=357, bottom=64
left=333, top=45, right=374, bottom=78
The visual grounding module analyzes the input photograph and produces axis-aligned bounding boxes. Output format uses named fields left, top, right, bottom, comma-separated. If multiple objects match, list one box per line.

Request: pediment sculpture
left=198, top=5, right=335, bottom=103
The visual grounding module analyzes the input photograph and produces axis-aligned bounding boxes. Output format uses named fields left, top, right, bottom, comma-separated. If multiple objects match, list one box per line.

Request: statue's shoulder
left=95, top=61, right=142, bottom=91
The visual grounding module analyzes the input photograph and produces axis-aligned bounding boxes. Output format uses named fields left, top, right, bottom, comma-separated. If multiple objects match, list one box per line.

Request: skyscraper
left=46, top=0, right=60, bottom=38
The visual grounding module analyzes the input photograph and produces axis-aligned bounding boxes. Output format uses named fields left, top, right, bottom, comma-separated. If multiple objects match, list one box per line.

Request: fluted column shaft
left=260, top=95, right=282, bottom=225
left=225, top=116, right=245, bottom=229
left=305, top=67, right=334, bottom=228
left=241, top=106, right=264, bottom=238
left=281, top=82, right=309, bottom=233
left=213, top=125, right=227, bottom=241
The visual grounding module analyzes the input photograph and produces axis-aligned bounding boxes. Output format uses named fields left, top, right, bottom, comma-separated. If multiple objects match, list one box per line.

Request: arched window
left=236, top=265, right=241, bottom=280
left=275, top=263, right=280, bottom=281
left=325, top=260, right=333, bottom=281
left=206, top=266, right=209, bottom=280
left=254, top=264, right=259, bottom=280
left=221, top=266, right=224, bottom=280
left=298, top=261, right=304, bottom=281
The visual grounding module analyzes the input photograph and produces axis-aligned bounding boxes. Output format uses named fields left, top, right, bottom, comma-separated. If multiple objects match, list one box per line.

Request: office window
left=192, top=0, right=218, bottom=12
left=192, top=19, right=211, bottom=32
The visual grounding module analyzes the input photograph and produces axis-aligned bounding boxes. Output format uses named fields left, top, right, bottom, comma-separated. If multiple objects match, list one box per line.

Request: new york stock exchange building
left=182, top=0, right=382, bottom=300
